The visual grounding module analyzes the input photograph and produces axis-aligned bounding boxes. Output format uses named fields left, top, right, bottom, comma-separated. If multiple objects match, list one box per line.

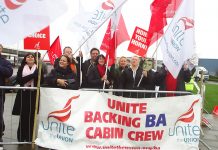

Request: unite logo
left=102, top=0, right=114, bottom=10
left=48, top=95, right=80, bottom=122
left=171, top=17, right=194, bottom=51
left=4, top=0, right=27, bottom=10
left=168, top=99, right=200, bottom=144
left=41, top=95, right=80, bottom=143
left=178, top=17, right=194, bottom=30
left=175, top=99, right=199, bottom=125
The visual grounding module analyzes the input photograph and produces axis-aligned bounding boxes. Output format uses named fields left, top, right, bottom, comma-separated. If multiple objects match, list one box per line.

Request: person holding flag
left=87, top=54, right=111, bottom=89
left=119, top=56, right=156, bottom=98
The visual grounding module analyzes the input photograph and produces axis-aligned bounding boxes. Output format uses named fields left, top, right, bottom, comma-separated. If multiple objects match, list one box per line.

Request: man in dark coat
left=0, top=44, right=13, bottom=143
left=119, top=56, right=156, bottom=98
left=81, top=48, right=99, bottom=88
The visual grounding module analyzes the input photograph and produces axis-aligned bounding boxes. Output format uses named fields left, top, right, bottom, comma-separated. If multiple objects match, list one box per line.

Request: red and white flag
left=100, top=13, right=130, bottom=66
left=127, top=26, right=148, bottom=57
left=69, top=0, right=127, bottom=53
left=0, top=0, right=67, bottom=45
left=160, top=0, right=195, bottom=78
left=24, top=26, right=50, bottom=50
left=48, top=36, right=62, bottom=65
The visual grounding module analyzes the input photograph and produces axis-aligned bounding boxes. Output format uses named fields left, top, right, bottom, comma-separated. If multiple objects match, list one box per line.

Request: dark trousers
left=17, top=110, right=34, bottom=142
left=14, top=90, right=36, bottom=142
left=0, top=91, right=5, bottom=140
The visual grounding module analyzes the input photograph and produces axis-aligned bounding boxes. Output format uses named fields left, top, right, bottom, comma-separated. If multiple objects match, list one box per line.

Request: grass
left=193, top=82, right=218, bottom=113
left=203, top=83, right=218, bottom=113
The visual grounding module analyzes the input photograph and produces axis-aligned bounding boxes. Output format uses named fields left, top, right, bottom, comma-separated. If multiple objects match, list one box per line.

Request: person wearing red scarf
left=87, top=54, right=110, bottom=89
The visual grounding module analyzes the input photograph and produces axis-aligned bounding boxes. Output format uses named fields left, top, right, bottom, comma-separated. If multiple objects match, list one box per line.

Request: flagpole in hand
left=79, top=50, right=83, bottom=87
left=137, top=69, right=148, bottom=87
left=137, top=74, right=144, bottom=87
left=103, top=55, right=109, bottom=89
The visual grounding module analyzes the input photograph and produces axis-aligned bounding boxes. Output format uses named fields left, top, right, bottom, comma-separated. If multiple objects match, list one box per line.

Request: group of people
left=43, top=46, right=191, bottom=98
left=0, top=44, right=192, bottom=143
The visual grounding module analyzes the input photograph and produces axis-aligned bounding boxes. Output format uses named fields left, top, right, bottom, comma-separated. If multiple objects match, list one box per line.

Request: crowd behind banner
left=43, top=46, right=192, bottom=96
left=0, top=44, right=193, bottom=145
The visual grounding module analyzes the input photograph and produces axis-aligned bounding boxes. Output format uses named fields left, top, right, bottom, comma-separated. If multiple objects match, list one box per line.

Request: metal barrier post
left=0, top=86, right=37, bottom=147
left=32, top=60, right=42, bottom=149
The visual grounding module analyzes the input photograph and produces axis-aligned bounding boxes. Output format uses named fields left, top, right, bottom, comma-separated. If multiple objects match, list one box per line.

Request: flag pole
left=42, top=51, right=48, bottom=61
left=36, top=49, right=39, bottom=68
left=155, top=33, right=158, bottom=70
left=79, top=49, right=82, bottom=87
left=32, top=45, right=48, bottom=145
left=73, top=0, right=128, bottom=55
left=103, top=55, right=109, bottom=89
left=32, top=47, right=42, bottom=146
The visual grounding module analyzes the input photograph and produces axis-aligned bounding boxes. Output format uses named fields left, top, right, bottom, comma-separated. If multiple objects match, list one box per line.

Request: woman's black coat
left=46, top=66, right=79, bottom=90
left=87, top=65, right=110, bottom=89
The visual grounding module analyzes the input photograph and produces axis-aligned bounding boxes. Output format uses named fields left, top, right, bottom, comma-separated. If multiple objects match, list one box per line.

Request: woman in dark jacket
left=110, top=56, right=128, bottom=95
left=46, top=55, right=79, bottom=90
left=87, top=54, right=110, bottom=89
left=12, top=53, right=43, bottom=142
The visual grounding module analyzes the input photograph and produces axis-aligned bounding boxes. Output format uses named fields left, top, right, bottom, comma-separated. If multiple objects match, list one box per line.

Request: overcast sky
left=51, top=0, right=218, bottom=59
left=5, top=0, right=218, bottom=60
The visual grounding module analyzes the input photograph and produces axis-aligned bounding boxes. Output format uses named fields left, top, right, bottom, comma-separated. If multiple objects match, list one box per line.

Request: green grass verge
left=203, top=83, right=218, bottom=113
left=193, top=82, right=218, bottom=113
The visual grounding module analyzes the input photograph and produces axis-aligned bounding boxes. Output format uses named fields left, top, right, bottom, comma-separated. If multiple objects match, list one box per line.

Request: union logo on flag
left=4, top=0, right=27, bottom=10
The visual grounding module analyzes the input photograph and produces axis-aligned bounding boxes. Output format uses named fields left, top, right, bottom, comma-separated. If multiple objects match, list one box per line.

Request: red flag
left=165, top=0, right=182, bottom=18
left=48, top=36, right=62, bottom=65
left=146, top=0, right=182, bottom=49
left=146, top=0, right=169, bottom=48
left=100, top=14, right=130, bottom=66
left=24, top=26, right=50, bottom=50
left=127, top=26, right=148, bottom=57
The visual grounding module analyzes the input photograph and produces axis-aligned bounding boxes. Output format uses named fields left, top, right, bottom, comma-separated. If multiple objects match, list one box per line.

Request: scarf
left=70, top=63, right=77, bottom=75
left=166, top=71, right=177, bottom=96
left=97, top=64, right=106, bottom=78
left=22, top=64, right=37, bottom=87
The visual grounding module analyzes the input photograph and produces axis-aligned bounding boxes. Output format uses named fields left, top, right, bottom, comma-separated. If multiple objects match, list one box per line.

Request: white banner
left=68, top=0, right=127, bottom=49
left=0, top=0, right=67, bottom=45
left=36, top=88, right=201, bottom=150
left=160, top=0, right=195, bottom=78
